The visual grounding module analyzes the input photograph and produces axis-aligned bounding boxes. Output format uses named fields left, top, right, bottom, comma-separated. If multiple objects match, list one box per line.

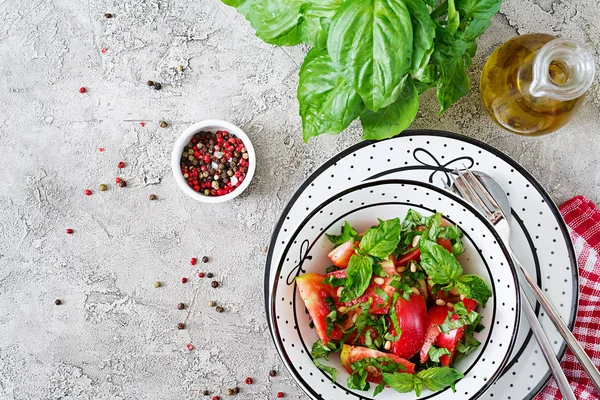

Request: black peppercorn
left=149, top=194, right=158, bottom=201
left=206, top=272, right=214, bottom=278
left=177, top=323, right=185, bottom=330
left=215, top=306, right=224, bottom=313
left=211, top=281, right=218, bottom=288
left=202, top=390, right=210, bottom=396
left=146, top=80, right=154, bottom=86
left=269, top=370, right=277, bottom=377
left=202, top=256, right=209, bottom=263
left=119, top=180, right=127, bottom=188
left=104, top=13, right=113, bottom=18
left=232, top=387, right=239, bottom=394
left=55, top=299, right=62, bottom=305
left=177, top=303, right=185, bottom=310
left=153, top=82, right=162, bottom=90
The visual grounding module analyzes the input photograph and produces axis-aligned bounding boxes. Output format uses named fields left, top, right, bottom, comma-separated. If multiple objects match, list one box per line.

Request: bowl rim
left=267, top=178, right=521, bottom=400
left=171, top=119, right=256, bottom=203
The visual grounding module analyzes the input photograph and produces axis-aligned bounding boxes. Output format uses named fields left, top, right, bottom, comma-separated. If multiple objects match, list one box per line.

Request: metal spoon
left=450, top=171, right=578, bottom=400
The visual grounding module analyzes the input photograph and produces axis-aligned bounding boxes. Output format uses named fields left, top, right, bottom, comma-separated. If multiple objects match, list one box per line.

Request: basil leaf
left=387, top=292, right=402, bottom=341
left=452, top=301, right=468, bottom=315
left=347, top=370, right=369, bottom=390
left=417, top=367, right=464, bottom=392
left=457, top=332, right=481, bottom=355
left=447, top=0, right=460, bottom=35
left=436, top=56, right=470, bottom=114
left=326, top=221, right=360, bottom=246
left=430, top=27, right=467, bottom=65
left=372, top=263, right=390, bottom=277
left=360, top=79, right=419, bottom=140
left=440, top=225, right=465, bottom=255
left=439, top=310, right=479, bottom=333
left=298, top=49, right=364, bottom=142
left=373, top=382, right=386, bottom=396
left=327, top=0, right=413, bottom=110
left=460, top=18, right=492, bottom=42
left=311, top=340, right=340, bottom=380
left=374, top=287, right=389, bottom=303
left=428, top=345, right=451, bottom=363
left=359, top=218, right=402, bottom=259
left=339, top=255, right=373, bottom=302
left=456, top=0, right=502, bottom=20
left=351, top=356, right=406, bottom=373
left=314, top=358, right=338, bottom=380
left=322, top=275, right=346, bottom=287
left=382, top=372, right=416, bottom=394
left=297, top=0, right=344, bottom=49
left=389, top=276, right=412, bottom=301
left=403, top=0, right=436, bottom=77
left=419, top=240, right=463, bottom=285
left=422, top=212, right=443, bottom=242
left=221, top=0, right=244, bottom=6
left=456, top=274, right=492, bottom=306
left=236, top=0, right=304, bottom=46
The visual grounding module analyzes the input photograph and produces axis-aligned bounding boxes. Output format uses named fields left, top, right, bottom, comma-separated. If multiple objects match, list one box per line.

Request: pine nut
left=446, top=302, right=454, bottom=308
left=338, top=306, right=348, bottom=313
left=436, top=299, right=446, bottom=306
left=352, top=313, right=358, bottom=323
left=411, top=235, right=421, bottom=248
left=460, top=294, right=466, bottom=301
left=373, top=277, right=385, bottom=285
left=411, top=287, right=420, bottom=295
left=450, top=287, right=460, bottom=296
left=337, top=287, right=344, bottom=297
left=384, top=340, right=392, bottom=351
left=396, top=266, right=406, bottom=273
left=410, top=263, right=417, bottom=273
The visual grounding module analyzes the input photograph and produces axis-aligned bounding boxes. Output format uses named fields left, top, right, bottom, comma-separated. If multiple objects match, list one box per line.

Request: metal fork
left=447, top=168, right=588, bottom=400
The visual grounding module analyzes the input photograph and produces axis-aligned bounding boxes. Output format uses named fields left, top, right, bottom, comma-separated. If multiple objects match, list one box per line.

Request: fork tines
left=450, top=168, right=505, bottom=224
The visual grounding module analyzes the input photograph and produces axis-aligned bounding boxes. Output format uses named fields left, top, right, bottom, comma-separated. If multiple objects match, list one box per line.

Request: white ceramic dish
left=270, top=179, right=520, bottom=400
left=265, top=130, right=578, bottom=399
left=171, top=120, right=256, bottom=203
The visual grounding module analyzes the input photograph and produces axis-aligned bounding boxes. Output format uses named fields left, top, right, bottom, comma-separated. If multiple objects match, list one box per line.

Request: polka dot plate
left=270, top=179, right=520, bottom=399
left=265, top=130, right=578, bottom=400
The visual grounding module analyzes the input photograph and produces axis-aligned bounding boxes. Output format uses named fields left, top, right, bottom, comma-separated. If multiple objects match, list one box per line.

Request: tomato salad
left=296, top=210, right=492, bottom=396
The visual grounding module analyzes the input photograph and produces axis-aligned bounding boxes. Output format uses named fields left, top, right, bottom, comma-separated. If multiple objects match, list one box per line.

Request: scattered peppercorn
left=119, top=180, right=127, bottom=188
left=178, top=303, right=185, bottom=310
left=149, top=194, right=158, bottom=200
left=101, top=47, right=107, bottom=54
left=117, top=161, right=125, bottom=169
left=140, top=122, right=145, bottom=127
left=154, top=281, right=161, bottom=288
left=181, top=277, right=188, bottom=284
left=232, top=387, right=239, bottom=394
left=55, top=299, right=62, bottom=305
left=104, top=13, right=113, bottom=18
left=186, top=343, right=194, bottom=351
left=153, top=82, right=162, bottom=90
left=85, top=189, right=92, bottom=196
left=277, top=392, right=284, bottom=398
left=206, top=272, right=214, bottom=278
left=66, top=228, right=74, bottom=234
left=202, top=256, right=209, bottom=263
left=99, top=183, right=107, bottom=191
left=212, top=396, right=220, bottom=400
left=191, top=257, right=197, bottom=265
left=79, top=87, right=86, bottom=93
left=226, top=389, right=233, bottom=396
left=245, top=377, right=253, bottom=385
left=209, top=301, right=216, bottom=307
left=159, top=120, right=168, bottom=128
left=202, top=390, right=210, bottom=396
left=146, top=80, right=154, bottom=86
left=99, top=147, right=105, bottom=152
left=198, top=272, right=205, bottom=278
left=177, top=65, right=184, bottom=71
left=215, top=306, right=224, bottom=313
left=211, top=281, right=219, bottom=288
left=269, top=370, right=277, bottom=377
left=177, top=323, right=185, bottom=330
left=115, top=177, right=121, bottom=183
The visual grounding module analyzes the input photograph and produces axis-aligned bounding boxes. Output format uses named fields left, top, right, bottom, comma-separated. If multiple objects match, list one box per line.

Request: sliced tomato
left=389, top=294, right=428, bottom=359
left=463, top=298, right=478, bottom=312
left=419, top=306, right=452, bottom=363
left=436, top=316, right=464, bottom=366
left=340, top=345, right=414, bottom=384
left=328, top=240, right=359, bottom=268
left=296, top=273, right=342, bottom=345
left=394, top=238, right=454, bottom=267
left=330, top=260, right=398, bottom=314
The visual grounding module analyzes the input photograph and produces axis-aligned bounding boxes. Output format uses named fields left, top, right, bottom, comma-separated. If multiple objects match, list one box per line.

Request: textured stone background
left=0, top=0, right=598, bottom=399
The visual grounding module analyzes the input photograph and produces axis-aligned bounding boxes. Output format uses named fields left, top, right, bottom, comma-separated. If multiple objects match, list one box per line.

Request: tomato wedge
left=419, top=306, right=453, bottom=363
left=340, top=345, right=414, bottom=384
left=328, top=240, right=359, bottom=268
left=296, top=273, right=342, bottom=345
left=389, top=294, right=428, bottom=359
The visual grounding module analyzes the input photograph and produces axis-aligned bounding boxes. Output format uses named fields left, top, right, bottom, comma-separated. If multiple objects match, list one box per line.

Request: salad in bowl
left=296, top=210, right=492, bottom=397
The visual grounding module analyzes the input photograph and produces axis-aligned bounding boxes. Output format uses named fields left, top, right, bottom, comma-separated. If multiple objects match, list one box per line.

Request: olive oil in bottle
left=480, top=33, right=595, bottom=136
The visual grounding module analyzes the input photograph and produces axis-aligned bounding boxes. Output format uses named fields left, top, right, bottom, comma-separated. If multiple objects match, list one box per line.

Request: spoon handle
left=521, top=289, right=576, bottom=400
left=510, top=249, right=600, bottom=394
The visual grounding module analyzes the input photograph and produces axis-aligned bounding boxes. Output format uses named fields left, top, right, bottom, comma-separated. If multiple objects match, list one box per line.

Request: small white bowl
left=171, top=120, right=256, bottom=203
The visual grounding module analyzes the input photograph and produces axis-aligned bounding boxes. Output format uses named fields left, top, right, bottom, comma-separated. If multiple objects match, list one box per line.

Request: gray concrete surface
left=0, top=0, right=598, bottom=399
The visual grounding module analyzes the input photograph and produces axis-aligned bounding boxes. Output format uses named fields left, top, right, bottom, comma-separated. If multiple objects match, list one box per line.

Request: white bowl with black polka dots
left=270, top=179, right=520, bottom=400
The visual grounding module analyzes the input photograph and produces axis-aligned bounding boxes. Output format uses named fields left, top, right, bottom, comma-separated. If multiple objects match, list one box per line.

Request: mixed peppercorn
left=180, top=130, right=249, bottom=197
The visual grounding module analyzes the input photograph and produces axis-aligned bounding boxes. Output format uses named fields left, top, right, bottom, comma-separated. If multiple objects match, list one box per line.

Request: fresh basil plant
left=223, top=0, right=502, bottom=141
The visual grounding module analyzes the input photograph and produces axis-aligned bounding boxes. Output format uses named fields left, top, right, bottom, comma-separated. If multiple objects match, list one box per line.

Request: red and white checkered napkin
left=536, top=196, right=600, bottom=399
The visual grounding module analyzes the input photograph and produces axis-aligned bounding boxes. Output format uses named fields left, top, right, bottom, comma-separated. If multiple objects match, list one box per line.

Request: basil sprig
left=383, top=367, right=464, bottom=396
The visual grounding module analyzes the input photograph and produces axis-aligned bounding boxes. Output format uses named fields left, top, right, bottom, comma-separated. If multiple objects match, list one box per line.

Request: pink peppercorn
left=84, top=189, right=92, bottom=196
left=117, top=161, right=125, bottom=169
left=277, top=392, right=284, bottom=398
left=115, top=177, right=121, bottom=184
left=186, top=344, right=194, bottom=351
left=245, top=377, right=253, bottom=385
left=198, top=272, right=205, bottom=278
left=66, top=228, right=74, bottom=234
left=191, top=257, right=197, bottom=265
left=181, top=277, right=188, bottom=284
left=79, top=87, right=86, bottom=93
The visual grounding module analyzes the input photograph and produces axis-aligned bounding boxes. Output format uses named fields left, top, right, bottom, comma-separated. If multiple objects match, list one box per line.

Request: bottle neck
left=529, top=38, right=595, bottom=101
